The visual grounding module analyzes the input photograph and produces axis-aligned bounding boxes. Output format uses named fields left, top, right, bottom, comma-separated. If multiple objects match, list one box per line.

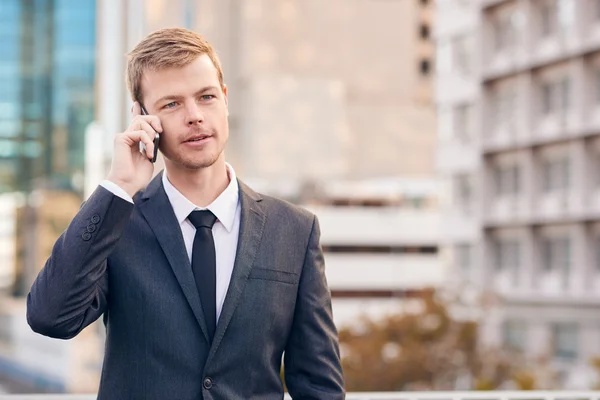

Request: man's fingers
left=120, top=130, right=154, bottom=158
left=146, top=116, right=163, bottom=133
left=130, top=115, right=163, bottom=134
left=135, top=120, right=160, bottom=140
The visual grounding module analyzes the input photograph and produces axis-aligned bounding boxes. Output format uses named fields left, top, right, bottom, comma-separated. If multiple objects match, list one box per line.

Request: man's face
left=140, top=54, right=229, bottom=171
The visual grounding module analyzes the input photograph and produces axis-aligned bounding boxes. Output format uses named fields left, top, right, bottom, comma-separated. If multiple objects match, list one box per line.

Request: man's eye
left=164, top=102, right=177, bottom=109
left=201, top=95, right=216, bottom=101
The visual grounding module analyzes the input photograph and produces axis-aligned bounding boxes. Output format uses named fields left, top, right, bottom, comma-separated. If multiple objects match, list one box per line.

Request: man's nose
left=184, top=103, right=204, bottom=125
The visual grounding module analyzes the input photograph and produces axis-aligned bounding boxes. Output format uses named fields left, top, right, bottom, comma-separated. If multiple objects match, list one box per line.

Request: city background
left=1, top=0, right=600, bottom=395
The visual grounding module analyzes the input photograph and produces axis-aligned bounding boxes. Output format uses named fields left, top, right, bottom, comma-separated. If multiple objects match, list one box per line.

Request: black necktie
left=188, top=210, right=217, bottom=343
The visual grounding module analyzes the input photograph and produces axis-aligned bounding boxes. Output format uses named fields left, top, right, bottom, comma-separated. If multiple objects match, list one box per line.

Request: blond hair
left=125, top=27, right=224, bottom=104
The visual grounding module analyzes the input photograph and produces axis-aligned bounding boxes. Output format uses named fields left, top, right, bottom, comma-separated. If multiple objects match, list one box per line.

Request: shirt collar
left=162, top=162, right=239, bottom=233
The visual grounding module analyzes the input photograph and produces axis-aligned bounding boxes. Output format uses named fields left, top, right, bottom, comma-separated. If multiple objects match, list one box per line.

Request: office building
left=0, top=0, right=99, bottom=392
left=436, top=0, right=600, bottom=388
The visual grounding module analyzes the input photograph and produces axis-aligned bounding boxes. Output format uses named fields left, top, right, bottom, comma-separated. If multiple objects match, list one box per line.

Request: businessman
left=26, top=27, right=345, bottom=399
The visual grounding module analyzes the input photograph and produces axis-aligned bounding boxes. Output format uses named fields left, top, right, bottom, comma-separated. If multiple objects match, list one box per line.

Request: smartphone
left=140, top=106, right=160, bottom=163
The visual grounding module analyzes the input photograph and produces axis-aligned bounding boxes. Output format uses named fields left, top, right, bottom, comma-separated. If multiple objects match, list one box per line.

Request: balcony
left=1, top=391, right=600, bottom=400
left=306, top=205, right=440, bottom=246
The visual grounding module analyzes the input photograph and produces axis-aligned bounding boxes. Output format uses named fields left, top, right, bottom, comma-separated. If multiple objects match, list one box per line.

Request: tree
left=337, top=288, right=555, bottom=391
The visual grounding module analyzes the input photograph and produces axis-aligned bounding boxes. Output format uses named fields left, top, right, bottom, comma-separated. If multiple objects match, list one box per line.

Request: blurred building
left=436, top=0, right=600, bottom=388
left=0, top=194, right=18, bottom=290
left=95, top=0, right=436, bottom=183
left=0, top=296, right=102, bottom=393
left=0, top=0, right=97, bottom=293
left=0, top=0, right=98, bottom=392
left=0, top=0, right=96, bottom=194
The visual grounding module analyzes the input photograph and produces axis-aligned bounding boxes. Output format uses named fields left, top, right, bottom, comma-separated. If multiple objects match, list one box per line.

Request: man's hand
left=106, top=102, right=163, bottom=197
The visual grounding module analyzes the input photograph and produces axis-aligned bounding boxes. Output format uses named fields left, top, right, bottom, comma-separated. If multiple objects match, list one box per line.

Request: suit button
left=86, top=224, right=96, bottom=233
left=82, top=232, right=92, bottom=241
left=91, top=214, right=100, bottom=224
left=203, top=377, right=213, bottom=389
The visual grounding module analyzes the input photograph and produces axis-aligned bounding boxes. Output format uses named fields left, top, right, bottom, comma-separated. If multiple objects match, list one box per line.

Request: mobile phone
left=140, top=105, right=160, bottom=163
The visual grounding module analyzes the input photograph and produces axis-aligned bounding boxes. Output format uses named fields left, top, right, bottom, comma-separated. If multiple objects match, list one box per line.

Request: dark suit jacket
left=26, top=172, right=345, bottom=399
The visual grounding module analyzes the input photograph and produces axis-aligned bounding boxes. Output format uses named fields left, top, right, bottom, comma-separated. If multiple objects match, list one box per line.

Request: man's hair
left=125, top=27, right=224, bottom=104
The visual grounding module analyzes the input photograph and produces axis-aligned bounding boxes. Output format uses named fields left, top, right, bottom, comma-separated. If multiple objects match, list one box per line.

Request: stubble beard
left=171, top=148, right=222, bottom=170
left=163, top=127, right=228, bottom=171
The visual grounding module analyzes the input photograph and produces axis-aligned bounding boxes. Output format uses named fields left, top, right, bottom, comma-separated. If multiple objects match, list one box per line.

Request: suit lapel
left=206, top=179, right=266, bottom=364
left=137, top=172, right=211, bottom=344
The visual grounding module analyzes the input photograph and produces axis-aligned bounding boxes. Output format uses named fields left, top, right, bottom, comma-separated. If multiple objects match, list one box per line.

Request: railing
left=1, top=392, right=600, bottom=400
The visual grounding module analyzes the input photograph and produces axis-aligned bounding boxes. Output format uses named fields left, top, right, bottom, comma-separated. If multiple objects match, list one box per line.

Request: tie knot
left=188, top=210, right=217, bottom=229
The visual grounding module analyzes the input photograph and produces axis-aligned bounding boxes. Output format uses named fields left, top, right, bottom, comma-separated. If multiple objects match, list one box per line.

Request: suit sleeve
left=26, top=185, right=134, bottom=339
left=284, top=215, right=345, bottom=399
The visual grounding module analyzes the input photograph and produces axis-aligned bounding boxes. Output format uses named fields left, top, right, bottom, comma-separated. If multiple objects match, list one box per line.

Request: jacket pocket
left=248, top=267, right=299, bottom=285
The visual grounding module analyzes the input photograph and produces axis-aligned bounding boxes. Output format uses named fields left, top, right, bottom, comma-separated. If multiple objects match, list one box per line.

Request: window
left=543, top=236, right=571, bottom=272
left=540, top=0, right=557, bottom=37
left=492, top=88, right=516, bottom=130
left=560, top=78, right=570, bottom=111
left=494, top=10, right=519, bottom=52
left=595, top=70, right=600, bottom=104
left=454, top=104, right=472, bottom=141
left=542, top=83, right=554, bottom=114
left=551, top=323, right=578, bottom=360
left=455, top=174, right=472, bottom=210
left=543, top=157, right=570, bottom=192
left=456, top=244, right=473, bottom=275
left=496, top=239, right=520, bottom=272
left=496, top=165, right=520, bottom=196
left=541, top=77, right=570, bottom=115
left=494, top=18, right=504, bottom=50
left=597, top=237, right=600, bottom=271
left=0, top=139, right=20, bottom=158
left=453, top=35, right=471, bottom=76
left=503, top=319, right=527, bottom=351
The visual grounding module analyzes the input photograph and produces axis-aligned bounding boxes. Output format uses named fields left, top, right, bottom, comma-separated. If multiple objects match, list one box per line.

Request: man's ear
left=222, top=84, right=229, bottom=115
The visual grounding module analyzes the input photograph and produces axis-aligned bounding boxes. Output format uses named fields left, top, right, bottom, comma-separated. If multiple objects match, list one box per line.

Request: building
left=94, top=0, right=436, bottom=183
left=0, top=0, right=99, bottom=392
left=0, top=0, right=96, bottom=194
left=0, top=194, right=18, bottom=291
left=436, top=0, right=600, bottom=388
left=0, top=0, right=97, bottom=293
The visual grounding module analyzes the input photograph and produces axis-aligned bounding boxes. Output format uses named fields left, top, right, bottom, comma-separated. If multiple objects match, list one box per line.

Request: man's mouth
left=185, top=134, right=211, bottom=142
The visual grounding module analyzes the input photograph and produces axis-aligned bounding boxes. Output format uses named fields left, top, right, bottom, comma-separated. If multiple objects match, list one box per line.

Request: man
left=26, top=27, right=345, bottom=400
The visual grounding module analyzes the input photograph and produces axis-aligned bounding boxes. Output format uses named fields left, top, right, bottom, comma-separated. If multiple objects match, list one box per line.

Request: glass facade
left=0, top=0, right=96, bottom=195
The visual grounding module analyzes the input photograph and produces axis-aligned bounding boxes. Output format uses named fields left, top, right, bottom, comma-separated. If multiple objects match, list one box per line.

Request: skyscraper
left=0, top=0, right=97, bottom=295
left=0, top=1, right=101, bottom=392
left=0, top=0, right=96, bottom=194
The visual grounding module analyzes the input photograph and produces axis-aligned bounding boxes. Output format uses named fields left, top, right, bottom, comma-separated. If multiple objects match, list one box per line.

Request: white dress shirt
left=100, top=163, right=241, bottom=322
